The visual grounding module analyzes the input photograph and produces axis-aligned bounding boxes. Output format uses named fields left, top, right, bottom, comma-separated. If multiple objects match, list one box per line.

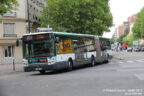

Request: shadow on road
left=29, top=62, right=108, bottom=76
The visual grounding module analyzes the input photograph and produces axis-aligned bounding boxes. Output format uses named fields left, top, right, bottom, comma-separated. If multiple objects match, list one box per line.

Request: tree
left=0, top=0, right=18, bottom=15
left=117, top=34, right=125, bottom=44
left=40, top=0, right=113, bottom=35
left=133, top=8, right=144, bottom=39
left=110, top=38, right=114, bottom=44
left=117, top=28, right=129, bottom=44
left=123, top=32, right=135, bottom=46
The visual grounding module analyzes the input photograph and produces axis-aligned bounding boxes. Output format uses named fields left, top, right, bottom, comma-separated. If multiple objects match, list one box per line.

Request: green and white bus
left=19, top=32, right=112, bottom=74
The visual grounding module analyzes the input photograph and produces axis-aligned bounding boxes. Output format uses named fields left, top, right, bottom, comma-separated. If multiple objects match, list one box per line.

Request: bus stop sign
left=133, top=41, right=139, bottom=46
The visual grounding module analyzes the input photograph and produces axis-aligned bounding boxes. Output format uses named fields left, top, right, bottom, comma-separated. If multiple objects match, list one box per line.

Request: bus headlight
left=23, top=59, right=28, bottom=66
left=48, top=57, right=56, bottom=65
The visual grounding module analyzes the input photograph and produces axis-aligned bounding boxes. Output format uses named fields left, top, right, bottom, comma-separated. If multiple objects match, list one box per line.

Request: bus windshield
left=23, top=39, right=55, bottom=58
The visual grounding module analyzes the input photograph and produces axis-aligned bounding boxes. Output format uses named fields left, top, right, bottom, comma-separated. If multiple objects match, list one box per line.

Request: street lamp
left=27, top=0, right=31, bottom=33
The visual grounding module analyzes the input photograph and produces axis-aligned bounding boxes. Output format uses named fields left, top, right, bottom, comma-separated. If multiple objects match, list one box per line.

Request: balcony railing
left=3, top=12, right=16, bottom=17
left=3, top=34, right=17, bottom=37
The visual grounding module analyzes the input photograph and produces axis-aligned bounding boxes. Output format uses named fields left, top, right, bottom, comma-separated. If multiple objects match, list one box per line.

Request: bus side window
left=72, top=37, right=85, bottom=52
left=84, top=37, right=95, bottom=52
left=100, top=40, right=106, bottom=51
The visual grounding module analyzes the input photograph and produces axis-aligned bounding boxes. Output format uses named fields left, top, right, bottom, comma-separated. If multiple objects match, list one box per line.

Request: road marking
left=117, top=62, right=124, bottom=64
left=136, top=60, right=144, bottom=62
left=135, top=74, right=144, bottom=80
left=126, top=61, right=134, bottom=63
left=109, top=62, right=115, bottom=64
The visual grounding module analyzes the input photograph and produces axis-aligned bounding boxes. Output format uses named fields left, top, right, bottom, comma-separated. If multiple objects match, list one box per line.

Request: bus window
left=99, top=39, right=111, bottom=51
left=72, top=36, right=85, bottom=52
left=23, top=39, right=55, bottom=58
left=84, top=37, right=95, bottom=52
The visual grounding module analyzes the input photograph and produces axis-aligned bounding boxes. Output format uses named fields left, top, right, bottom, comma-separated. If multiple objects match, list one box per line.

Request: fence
left=0, top=58, right=24, bottom=72
left=0, top=58, right=23, bottom=65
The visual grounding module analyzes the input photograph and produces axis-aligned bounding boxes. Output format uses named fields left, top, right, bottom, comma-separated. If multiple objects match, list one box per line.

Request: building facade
left=128, top=14, right=137, bottom=33
left=112, top=28, right=118, bottom=43
left=117, top=24, right=124, bottom=38
left=117, top=22, right=129, bottom=38
left=123, top=22, right=129, bottom=32
left=0, top=0, right=46, bottom=64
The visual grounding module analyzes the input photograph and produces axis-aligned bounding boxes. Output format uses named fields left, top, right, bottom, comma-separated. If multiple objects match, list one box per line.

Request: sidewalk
left=0, top=63, right=24, bottom=73
left=0, top=52, right=119, bottom=74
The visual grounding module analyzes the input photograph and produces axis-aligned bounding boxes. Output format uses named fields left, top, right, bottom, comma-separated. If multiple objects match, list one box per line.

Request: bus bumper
left=24, top=62, right=68, bottom=72
left=24, top=64, right=57, bottom=72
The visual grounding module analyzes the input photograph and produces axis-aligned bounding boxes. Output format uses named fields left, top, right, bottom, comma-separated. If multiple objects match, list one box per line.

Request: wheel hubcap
left=92, top=59, right=95, bottom=66
left=69, top=62, right=72, bottom=70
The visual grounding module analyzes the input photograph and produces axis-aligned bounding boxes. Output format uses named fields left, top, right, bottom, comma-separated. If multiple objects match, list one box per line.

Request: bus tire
left=104, top=54, right=109, bottom=63
left=105, top=59, right=109, bottom=63
left=91, top=56, right=95, bottom=66
left=39, top=70, right=46, bottom=74
left=67, top=60, right=73, bottom=71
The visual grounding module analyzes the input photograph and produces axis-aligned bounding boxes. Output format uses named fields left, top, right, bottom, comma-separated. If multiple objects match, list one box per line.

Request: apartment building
left=112, top=28, right=118, bottom=43
left=128, top=14, right=137, bottom=33
left=117, top=22, right=129, bottom=38
left=0, top=0, right=46, bottom=64
left=117, top=24, right=124, bottom=38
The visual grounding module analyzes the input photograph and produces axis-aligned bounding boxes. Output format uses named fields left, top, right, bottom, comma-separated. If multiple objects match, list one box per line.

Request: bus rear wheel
left=91, top=56, right=95, bottom=66
left=67, top=61, right=73, bottom=71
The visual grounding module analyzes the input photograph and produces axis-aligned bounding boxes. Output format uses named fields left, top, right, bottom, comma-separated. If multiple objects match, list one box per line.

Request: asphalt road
left=0, top=52, right=144, bottom=96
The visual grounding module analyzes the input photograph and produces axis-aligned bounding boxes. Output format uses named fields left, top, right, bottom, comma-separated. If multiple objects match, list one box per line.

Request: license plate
left=35, top=68, right=42, bottom=71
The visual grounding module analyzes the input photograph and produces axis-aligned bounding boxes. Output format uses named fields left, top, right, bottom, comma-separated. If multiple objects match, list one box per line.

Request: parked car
left=127, top=47, right=133, bottom=52
left=141, top=47, right=144, bottom=51
left=134, top=48, right=141, bottom=52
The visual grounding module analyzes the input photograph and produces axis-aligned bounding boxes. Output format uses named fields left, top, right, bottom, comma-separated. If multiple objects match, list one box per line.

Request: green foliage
left=0, top=0, right=18, bottom=15
left=133, top=8, right=144, bottom=39
left=117, top=34, right=125, bottom=44
left=40, top=0, right=113, bottom=35
left=124, top=28, right=129, bottom=36
left=117, top=28, right=129, bottom=44
left=110, top=38, right=114, bottom=44
left=123, top=32, right=135, bottom=46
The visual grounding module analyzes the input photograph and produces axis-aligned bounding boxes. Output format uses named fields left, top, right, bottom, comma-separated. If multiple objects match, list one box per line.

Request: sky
left=103, top=0, right=144, bottom=38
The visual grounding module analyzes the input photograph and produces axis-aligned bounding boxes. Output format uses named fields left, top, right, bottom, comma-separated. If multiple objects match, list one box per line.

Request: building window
left=3, top=46, right=14, bottom=57
left=3, top=23, right=17, bottom=37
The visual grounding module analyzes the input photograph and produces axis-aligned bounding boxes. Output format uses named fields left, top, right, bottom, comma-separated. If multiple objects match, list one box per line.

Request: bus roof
left=23, top=32, right=95, bottom=37
left=98, top=36, right=110, bottom=40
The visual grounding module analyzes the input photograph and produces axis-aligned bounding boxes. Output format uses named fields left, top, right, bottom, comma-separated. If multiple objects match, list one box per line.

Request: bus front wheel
left=104, top=54, right=109, bottom=63
left=39, top=70, right=46, bottom=74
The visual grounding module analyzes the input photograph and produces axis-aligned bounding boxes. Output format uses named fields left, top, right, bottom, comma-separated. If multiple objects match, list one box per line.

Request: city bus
left=18, top=32, right=112, bottom=74
left=99, top=36, right=113, bottom=59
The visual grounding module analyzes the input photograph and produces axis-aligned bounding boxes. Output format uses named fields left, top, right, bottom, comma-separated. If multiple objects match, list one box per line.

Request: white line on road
left=136, top=60, right=144, bottom=62
left=109, top=62, right=115, bottom=64
left=135, top=74, right=144, bottom=80
left=126, top=61, right=134, bottom=63
left=117, top=62, right=124, bottom=64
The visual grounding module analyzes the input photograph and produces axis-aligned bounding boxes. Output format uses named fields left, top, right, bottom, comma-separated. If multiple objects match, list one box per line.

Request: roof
left=23, top=32, right=95, bottom=37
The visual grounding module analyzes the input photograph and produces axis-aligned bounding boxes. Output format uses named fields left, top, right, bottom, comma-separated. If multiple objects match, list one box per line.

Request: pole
left=27, top=0, right=31, bottom=33
left=13, top=58, right=15, bottom=71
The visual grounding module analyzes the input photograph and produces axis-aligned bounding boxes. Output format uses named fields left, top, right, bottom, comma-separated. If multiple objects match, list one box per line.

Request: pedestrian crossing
left=108, top=59, right=144, bottom=64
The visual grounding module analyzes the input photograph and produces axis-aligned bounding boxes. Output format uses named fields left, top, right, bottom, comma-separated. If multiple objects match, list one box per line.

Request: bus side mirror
left=55, top=37, right=60, bottom=43
left=16, top=39, right=19, bottom=46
